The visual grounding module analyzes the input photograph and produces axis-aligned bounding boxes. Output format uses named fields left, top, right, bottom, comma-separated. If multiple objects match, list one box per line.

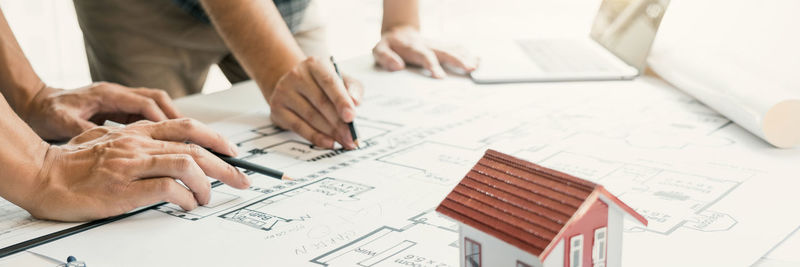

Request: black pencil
left=330, top=56, right=360, bottom=148
left=209, top=150, right=293, bottom=181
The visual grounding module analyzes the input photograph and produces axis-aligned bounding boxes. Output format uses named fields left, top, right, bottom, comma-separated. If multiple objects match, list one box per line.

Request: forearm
left=0, top=8, right=46, bottom=118
left=0, top=92, right=49, bottom=209
left=199, top=0, right=305, bottom=99
left=382, top=0, right=419, bottom=33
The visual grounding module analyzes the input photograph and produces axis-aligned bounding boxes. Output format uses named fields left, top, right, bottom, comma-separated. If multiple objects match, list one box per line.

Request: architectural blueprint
left=0, top=199, right=80, bottom=251
left=27, top=71, right=800, bottom=266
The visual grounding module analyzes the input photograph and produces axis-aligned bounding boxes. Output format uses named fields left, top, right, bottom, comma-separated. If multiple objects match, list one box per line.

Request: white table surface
left=5, top=54, right=798, bottom=266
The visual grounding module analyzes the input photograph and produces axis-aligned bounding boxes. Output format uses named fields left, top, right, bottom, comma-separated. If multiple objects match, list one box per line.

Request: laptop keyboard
left=516, top=39, right=620, bottom=73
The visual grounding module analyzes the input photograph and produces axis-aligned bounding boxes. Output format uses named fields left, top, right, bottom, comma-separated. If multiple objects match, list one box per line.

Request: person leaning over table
left=0, top=8, right=250, bottom=222
left=73, top=0, right=478, bottom=151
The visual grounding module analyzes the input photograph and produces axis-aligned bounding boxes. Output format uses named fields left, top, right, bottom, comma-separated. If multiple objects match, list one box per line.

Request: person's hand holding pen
left=268, top=57, right=363, bottom=150
left=8, top=118, right=251, bottom=222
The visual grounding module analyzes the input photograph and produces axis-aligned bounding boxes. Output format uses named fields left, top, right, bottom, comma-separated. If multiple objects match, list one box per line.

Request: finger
left=145, top=142, right=250, bottom=189
left=135, top=154, right=211, bottom=205
left=136, top=118, right=238, bottom=157
left=306, top=57, right=357, bottom=122
left=271, top=109, right=336, bottom=149
left=98, top=88, right=169, bottom=122
left=433, top=48, right=478, bottom=72
left=61, top=113, right=99, bottom=138
left=408, top=45, right=447, bottom=78
left=282, top=90, right=350, bottom=147
left=131, top=88, right=182, bottom=119
left=343, top=75, right=364, bottom=106
left=372, top=41, right=406, bottom=71
left=291, top=73, right=341, bottom=128
left=127, top=177, right=198, bottom=211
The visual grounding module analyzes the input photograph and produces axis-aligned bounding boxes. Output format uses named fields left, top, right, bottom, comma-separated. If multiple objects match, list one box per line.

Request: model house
left=436, top=150, right=647, bottom=267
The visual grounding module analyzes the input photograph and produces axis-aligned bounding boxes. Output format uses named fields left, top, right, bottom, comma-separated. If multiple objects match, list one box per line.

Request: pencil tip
left=282, top=175, right=294, bottom=181
left=354, top=140, right=360, bottom=149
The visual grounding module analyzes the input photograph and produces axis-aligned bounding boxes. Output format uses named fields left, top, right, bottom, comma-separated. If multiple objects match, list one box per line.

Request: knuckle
left=187, top=143, right=204, bottom=157
left=321, top=75, right=337, bottom=86
left=302, top=107, right=318, bottom=121
left=90, top=82, right=110, bottom=91
left=91, top=142, right=113, bottom=156
left=89, top=126, right=112, bottom=135
left=304, top=56, right=318, bottom=65
left=109, top=135, right=139, bottom=148
left=288, top=120, right=304, bottom=132
left=172, top=154, right=195, bottom=172
left=155, top=179, right=176, bottom=195
left=144, top=98, right=158, bottom=108
left=176, top=118, right=197, bottom=130
left=316, top=98, right=333, bottom=112
left=107, top=130, right=127, bottom=140
left=155, top=90, right=169, bottom=99
left=287, top=67, right=303, bottom=79
left=312, top=133, right=327, bottom=145
left=131, top=120, right=153, bottom=127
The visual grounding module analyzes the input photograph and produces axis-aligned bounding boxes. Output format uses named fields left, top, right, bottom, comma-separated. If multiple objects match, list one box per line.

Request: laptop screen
left=590, top=0, right=670, bottom=71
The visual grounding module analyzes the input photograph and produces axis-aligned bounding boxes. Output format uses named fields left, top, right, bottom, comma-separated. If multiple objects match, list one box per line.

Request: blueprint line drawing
left=24, top=77, right=800, bottom=267
left=155, top=184, right=244, bottom=221
left=537, top=150, right=749, bottom=235
left=220, top=177, right=375, bottom=231
left=311, top=209, right=459, bottom=267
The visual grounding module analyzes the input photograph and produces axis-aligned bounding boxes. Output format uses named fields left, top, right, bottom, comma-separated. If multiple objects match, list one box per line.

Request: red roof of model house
left=436, top=149, right=647, bottom=260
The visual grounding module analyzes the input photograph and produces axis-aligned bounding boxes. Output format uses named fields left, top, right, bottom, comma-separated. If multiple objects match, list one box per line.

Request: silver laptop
left=470, top=0, right=670, bottom=84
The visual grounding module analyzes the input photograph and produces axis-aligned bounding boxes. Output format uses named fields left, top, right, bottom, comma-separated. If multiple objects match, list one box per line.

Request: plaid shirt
left=173, top=0, right=311, bottom=33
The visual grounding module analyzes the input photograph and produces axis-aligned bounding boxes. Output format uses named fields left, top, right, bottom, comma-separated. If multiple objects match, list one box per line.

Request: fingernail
left=391, top=61, right=404, bottom=71
left=434, top=66, right=447, bottom=78
left=343, top=107, right=356, bottom=122
left=228, top=141, right=239, bottom=156
left=241, top=173, right=252, bottom=187
left=350, top=91, right=361, bottom=104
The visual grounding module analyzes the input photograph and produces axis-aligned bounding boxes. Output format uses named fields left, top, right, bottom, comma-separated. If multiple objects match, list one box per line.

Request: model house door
left=592, top=227, right=607, bottom=267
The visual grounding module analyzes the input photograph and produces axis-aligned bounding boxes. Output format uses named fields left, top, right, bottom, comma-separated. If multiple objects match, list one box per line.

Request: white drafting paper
left=0, top=198, right=80, bottom=250
left=29, top=67, right=800, bottom=266
left=648, top=0, right=800, bottom=148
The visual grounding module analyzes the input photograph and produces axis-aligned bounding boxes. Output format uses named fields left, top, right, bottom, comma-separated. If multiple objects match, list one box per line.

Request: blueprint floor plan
left=26, top=72, right=800, bottom=267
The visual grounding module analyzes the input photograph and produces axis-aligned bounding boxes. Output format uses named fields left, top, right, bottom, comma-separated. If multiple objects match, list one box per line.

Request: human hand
left=372, top=25, right=478, bottom=78
left=24, top=119, right=250, bottom=221
left=267, top=57, right=363, bottom=150
left=23, top=82, right=181, bottom=141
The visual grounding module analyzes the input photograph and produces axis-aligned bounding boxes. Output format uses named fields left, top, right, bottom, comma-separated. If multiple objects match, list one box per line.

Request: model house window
left=464, top=237, right=481, bottom=267
left=593, top=227, right=608, bottom=267
left=570, top=234, right=583, bottom=267
left=516, top=260, right=533, bottom=267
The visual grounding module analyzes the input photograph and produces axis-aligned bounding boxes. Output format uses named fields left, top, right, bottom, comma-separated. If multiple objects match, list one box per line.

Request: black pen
left=330, top=56, right=360, bottom=148
left=208, top=150, right=293, bottom=181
